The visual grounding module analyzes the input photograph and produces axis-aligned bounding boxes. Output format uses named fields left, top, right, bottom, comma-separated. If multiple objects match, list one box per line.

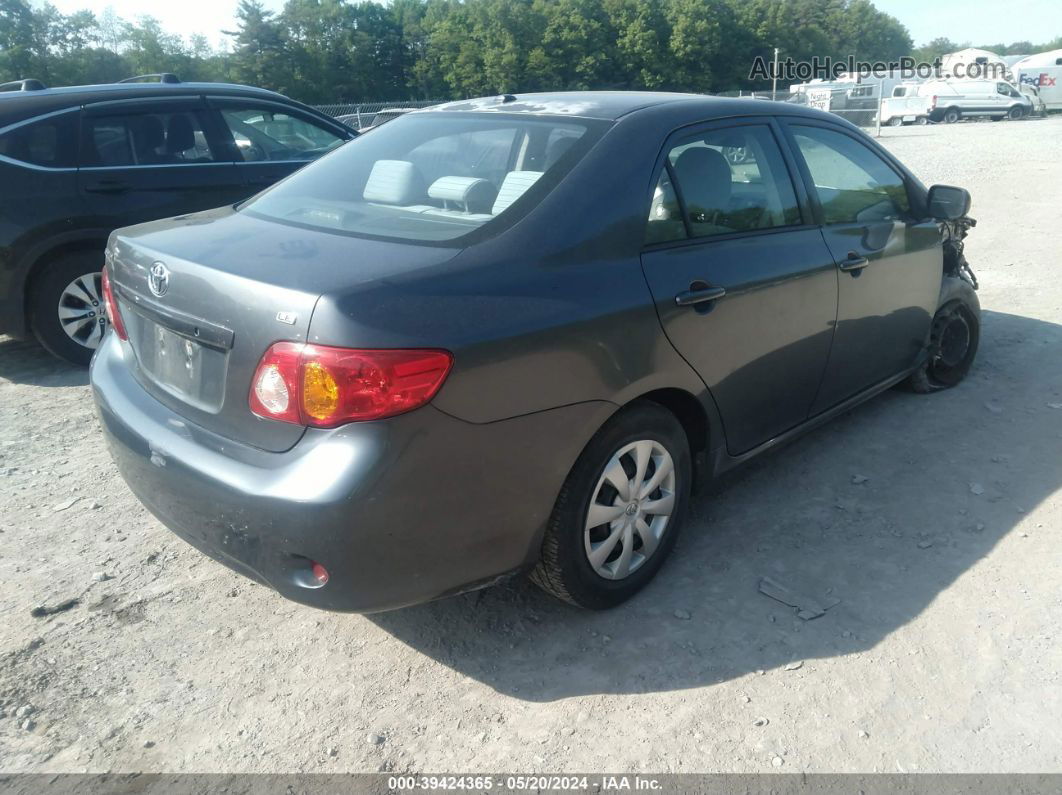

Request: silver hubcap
left=584, top=439, right=676, bottom=581
left=57, top=272, right=106, bottom=349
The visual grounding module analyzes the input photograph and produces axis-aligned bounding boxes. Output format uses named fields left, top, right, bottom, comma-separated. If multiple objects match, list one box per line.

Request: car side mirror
left=927, top=184, right=971, bottom=220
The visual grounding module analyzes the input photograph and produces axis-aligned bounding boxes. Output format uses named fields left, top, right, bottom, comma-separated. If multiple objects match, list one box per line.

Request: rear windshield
left=241, top=112, right=602, bottom=243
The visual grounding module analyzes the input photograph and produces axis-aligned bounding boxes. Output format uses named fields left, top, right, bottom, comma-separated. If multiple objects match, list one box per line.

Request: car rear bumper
left=90, top=333, right=614, bottom=612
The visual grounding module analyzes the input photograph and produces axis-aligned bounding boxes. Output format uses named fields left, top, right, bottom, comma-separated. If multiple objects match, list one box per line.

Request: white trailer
left=1012, top=50, right=1062, bottom=111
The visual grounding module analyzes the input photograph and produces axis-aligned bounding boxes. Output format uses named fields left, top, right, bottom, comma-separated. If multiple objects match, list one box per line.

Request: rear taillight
left=101, top=264, right=128, bottom=341
left=249, top=343, right=453, bottom=427
left=930, top=95, right=937, bottom=109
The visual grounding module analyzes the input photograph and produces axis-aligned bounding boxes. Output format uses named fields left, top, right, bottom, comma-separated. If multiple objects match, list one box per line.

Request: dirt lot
left=1, top=116, right=1061, bottom=776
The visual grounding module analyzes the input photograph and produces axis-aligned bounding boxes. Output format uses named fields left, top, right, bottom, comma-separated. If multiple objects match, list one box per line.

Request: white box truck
left=1013, top=50, right=1062, bottom=111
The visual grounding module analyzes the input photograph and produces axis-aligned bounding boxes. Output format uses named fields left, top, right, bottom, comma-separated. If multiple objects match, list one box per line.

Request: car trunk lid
left=107, top=207, right=460, bottom=452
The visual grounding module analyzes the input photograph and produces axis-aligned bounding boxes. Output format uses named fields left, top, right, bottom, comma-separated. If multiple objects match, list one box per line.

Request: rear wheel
left=907, top=279, right=980, bottom=393
left=915, top=116, right=929, bottom=126
left=943, top=107, right=961, bottom=124
left=531, top=401, right=691, bottom=609
left=887, top=116, right=903, bottom=127
left=30, top=250, right=107, bottom=366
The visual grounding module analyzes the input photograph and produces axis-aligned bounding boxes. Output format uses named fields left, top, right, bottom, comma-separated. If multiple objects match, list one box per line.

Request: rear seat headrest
left=492, top=171, right=543, bottom=215
left=363, top=160, right=424, bottom=205
left=428, top=176, right=496, bottom=213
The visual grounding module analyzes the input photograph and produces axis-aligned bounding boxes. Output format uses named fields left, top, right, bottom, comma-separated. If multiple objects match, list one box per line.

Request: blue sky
left=37, top=0, right=1062, bottom=52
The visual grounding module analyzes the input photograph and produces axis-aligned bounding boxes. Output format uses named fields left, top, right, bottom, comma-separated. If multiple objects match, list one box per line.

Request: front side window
left=81, top=109, right=219, bottom=167
left=218, top=106, right=345, bottom=162
left=0, top=113, right=78, bottom=168
left=646, top=124, right=801, bottom=244
left=242, top=113, right=599, bottom=243
left=791, top=125, right=910, bottom=224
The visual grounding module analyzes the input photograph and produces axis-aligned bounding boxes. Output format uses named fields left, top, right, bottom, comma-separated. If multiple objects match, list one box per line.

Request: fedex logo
left=1020, top=72, right=1057, bottom=87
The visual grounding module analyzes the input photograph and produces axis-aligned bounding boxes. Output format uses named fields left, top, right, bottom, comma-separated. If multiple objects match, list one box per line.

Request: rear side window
left=81, top=109, right=220, bottom=166
left=0, top=113, right=78, bottom=168
left=218, top=106, right=345, bottom=162
left=647, top=124, right=801, bottom=244
left=791, top=125, right=910, bottom=224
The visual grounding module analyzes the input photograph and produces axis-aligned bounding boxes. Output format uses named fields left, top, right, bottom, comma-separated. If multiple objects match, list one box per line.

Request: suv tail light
left=930, top=95, right=937, bottom=109
left=249, top=343, right=453, bottom=427
left=101, top=264, right=128, bottom=341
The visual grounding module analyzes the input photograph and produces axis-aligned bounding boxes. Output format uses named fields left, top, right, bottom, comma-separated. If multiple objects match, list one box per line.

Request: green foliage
left=1, top=0, right=1058, bottom=103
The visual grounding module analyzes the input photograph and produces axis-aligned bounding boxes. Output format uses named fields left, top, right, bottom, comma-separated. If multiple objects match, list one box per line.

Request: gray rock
left=771, top=756, right=784, bottom=767
left=327, top=746, right=338, bottom=757
left=368, top=733, right=385, bottom=746
left=52, top=497, right=80, bottom=512
left=784, top=660, right=804, bottom=671
left=91, top=572, right=111, bottom=582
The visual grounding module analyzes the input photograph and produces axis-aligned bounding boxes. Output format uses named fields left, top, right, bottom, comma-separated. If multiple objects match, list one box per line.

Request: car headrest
left=544, top=136, right=577, bottom=169
left=428, top=176, right=496, bottom=213
left=131, top=115, right=165, bottom=153
left=166, top=114, right=196, bottom=154
left=492, top=171, right=543, bottom=215
left=672, top=147, right=732, bottom=218
left=363, top=160, right=425, bottom=205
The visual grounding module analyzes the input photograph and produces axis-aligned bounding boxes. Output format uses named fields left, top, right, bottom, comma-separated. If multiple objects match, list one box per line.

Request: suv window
left=81, top=109, right=220, bottom=166
left=218, top=106, right=345, bottom=162
left=647, top=124, right=801, bottom=244
left=0, top=113, right=78, bottom=168
left=791, top=125, right=910, bottom=224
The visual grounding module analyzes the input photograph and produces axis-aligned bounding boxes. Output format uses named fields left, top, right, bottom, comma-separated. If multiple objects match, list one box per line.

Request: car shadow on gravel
left=0, top=336, right=88, bottom=387
left=369, top=309, right=1062, bottom=701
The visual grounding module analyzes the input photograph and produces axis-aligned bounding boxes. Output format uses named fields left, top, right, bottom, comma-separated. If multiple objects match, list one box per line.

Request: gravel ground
left=1, top=116, right=1061, bottom=775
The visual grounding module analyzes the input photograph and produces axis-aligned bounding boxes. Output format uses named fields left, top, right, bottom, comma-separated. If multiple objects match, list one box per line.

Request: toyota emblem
left=148, top=262, right=170, bottom=297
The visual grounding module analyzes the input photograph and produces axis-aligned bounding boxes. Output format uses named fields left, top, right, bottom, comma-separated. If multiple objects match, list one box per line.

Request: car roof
left=0, top=81, right=294, bottom=125
left=424, top=91, right=837, bottom=123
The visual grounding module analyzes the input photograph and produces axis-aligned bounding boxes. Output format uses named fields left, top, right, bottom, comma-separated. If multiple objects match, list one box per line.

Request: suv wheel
left=1008, top=106, right=1024, bottom=120
left=531, top=401, right=691, bottom=609
left=30, top=251, right=108, bottom=366
left=943, top=108, right=961, bottom=124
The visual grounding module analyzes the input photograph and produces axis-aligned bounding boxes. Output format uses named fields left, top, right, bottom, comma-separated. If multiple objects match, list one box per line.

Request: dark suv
left=0, top=74, right=354, bottom=364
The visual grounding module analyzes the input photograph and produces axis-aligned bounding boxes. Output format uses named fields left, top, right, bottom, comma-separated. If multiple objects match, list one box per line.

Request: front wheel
left=30, top=250, right=108, bottom=366
left=1008, top=106, right=1025, bottom=120
left=907, top=279, right=980, bottom=393
left=531, top=402, right=691, bottom=609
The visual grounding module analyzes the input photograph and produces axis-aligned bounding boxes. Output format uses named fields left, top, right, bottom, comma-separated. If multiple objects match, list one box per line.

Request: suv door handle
left=84, top=179, right=130, bottom=194
left=838, top=253, right=869, bottom=272
left=675, top=285, right=727, bottom=306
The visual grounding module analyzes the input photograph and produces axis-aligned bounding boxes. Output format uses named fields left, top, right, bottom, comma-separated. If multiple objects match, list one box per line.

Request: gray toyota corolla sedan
left=90, top=91, right=980, bottom=612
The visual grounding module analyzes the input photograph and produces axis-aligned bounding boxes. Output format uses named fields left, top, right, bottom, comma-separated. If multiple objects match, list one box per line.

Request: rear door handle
left=839, top=252, right=869, bottom=272
left=675, top=285, right=727, bottom=306
left=84, top=179, right=130, bottom=194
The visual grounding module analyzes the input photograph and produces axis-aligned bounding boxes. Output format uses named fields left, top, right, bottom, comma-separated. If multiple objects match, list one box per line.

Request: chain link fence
left=720, top=87, right=887, bottom=135
left=313, top=100, right=442, bottom=128
left=316, top=92, right=891, bottom=135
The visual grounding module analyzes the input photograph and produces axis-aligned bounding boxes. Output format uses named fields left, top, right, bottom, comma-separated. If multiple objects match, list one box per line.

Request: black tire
left=943, top=108, right=961, bottom=124
left=887, top=116, right=903, bottom=127
left=530, top=401, right=692, bottom=609
left=29, top=250, right=107, bottom=366
left=1008, top=106, right=1024, bottom=120
left=907, top=277, right=980, bottom=393
left=915, top=116, right=929, bottom=126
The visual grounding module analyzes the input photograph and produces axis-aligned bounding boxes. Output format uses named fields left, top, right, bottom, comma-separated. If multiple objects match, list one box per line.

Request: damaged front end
left=942, top=215, right=978, bottom=289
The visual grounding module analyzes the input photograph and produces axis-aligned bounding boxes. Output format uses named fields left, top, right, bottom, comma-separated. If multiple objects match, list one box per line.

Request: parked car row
left=0, top=74, right=355, bottom=364
left=86, top=90, right=981, bottom=613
